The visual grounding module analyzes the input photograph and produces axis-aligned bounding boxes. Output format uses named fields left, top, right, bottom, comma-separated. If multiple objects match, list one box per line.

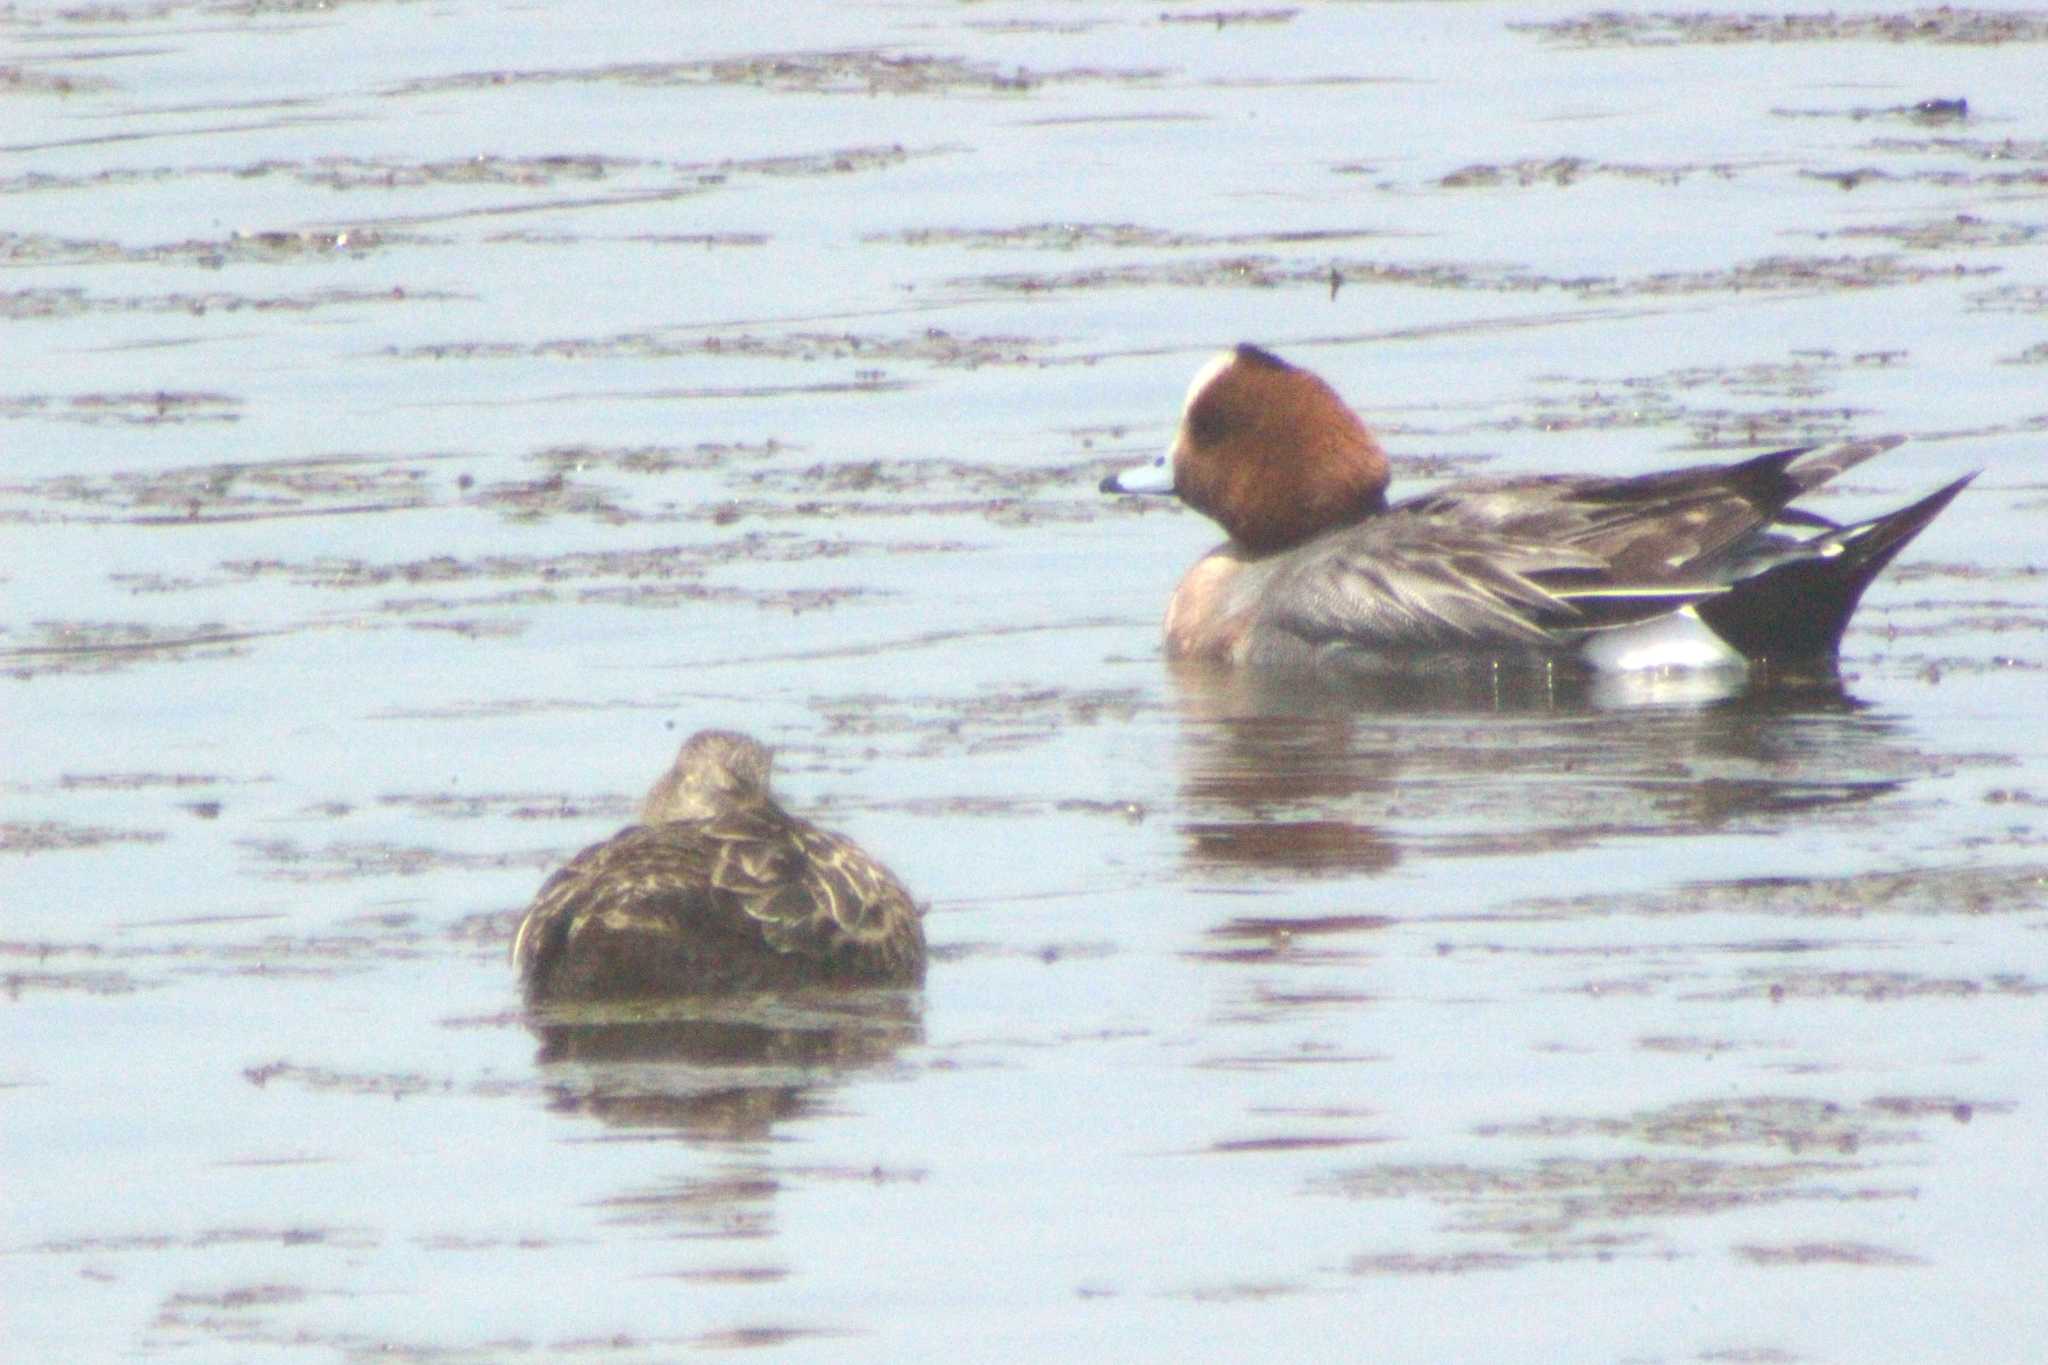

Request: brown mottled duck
left=513, top=730, right=925, bottom=1001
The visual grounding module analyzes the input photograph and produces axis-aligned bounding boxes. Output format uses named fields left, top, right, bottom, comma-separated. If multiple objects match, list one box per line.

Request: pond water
left=5, top=1, right=2046, bottom=1359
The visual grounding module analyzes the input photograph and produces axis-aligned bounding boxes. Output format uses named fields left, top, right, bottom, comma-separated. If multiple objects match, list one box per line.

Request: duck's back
left=1395, top=449, right=1829, bottom=581
left=514, top=805, right=926, bottom=1000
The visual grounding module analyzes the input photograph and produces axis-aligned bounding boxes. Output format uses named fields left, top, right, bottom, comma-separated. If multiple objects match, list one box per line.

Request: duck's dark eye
left=1186, top=395, right=1229, bottom=446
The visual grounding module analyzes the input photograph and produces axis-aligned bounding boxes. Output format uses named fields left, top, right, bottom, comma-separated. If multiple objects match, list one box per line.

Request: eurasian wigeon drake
left=512, top=730, right=925, bottom=1001
left=1101, top=344, right=1973, bottom=673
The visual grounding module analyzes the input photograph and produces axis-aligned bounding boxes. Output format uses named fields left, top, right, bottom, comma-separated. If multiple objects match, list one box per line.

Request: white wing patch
left=1581, top=607, right=1746, bottom=672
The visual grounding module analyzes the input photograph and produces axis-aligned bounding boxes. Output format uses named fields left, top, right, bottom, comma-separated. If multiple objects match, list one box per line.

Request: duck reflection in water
left=529, top=991, right=924, bottom=1141
left=1162, top=660, right=1907, bottom=881
left=513, top=730, right=925, bottom=1140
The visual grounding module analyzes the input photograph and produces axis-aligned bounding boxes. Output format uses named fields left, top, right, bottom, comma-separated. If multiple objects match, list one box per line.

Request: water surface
left=5, top=1, right=2047, bottom=1359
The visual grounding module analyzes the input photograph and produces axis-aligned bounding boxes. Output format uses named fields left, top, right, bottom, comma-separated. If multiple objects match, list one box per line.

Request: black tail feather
left=1697, top=473, right=1976, bottom=662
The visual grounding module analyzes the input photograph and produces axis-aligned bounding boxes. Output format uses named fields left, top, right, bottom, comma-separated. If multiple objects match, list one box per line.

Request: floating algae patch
left=1771, top=97, right=1978, bottom=126
left=0, top=227, right=425, bottom=268
left=1158, top=8, right=1301, bottom=29
left=371, top=788, right=635, bottom=824
left=214, top=536, right=920, bottom=617
left=240, top=1058, right=538, bottom=1102
left=806, top=683, right=1151, bottom=757
left=10, top=450, right=451, bottom=525
left=1436, top=157, right=1754, bottom=190
left=0, top=284, right=446, bottom=323
left=45, top=770, right=252, bottom=794
left=0, top=64, right=116, bottom=97
left=1803, top=217, right=2048, bottom=252
left=2, top=621, right=266, bottom=679
left=1862, top=135, right=2048, bottom=164
left=1319, top=1090, right=1993, bottom=1264
left=1191, top=914, right=1396, bottom=967
left=869, top=222, right=1400, bottom=250
left=1326, top=1153, right=1892, bottom=1252
left=1504, top=349, right=1909, bottom=444
left=1474, top=1094, right=2001, bottom=1154
left=384, top=49, right=1166, bottom=99
left=295, top=152, right=640, bottom=190
left=2, top=964, right=153, bottom=999
left=233, top=835, right=561, bottom=884
left=1800, top=165, right=2048, bottom=191
left=950, top=250, right=1996, bottom=301
left=1733, top=1241, right=1926, bottom=1266
left=0, top=390, right=241, bottom=427
left=0, top=913, right=465, bottom=994
left=0, top=821, right=168, bottom=855
left=0, top=155, right=631, bottom=196
left=1519, top=862, right=2048, bottom=923
left=1515, top=10, right=2048, bottom=47
left=1718, top=969, right=2048, bottom=1003
left=389, top=326, right=1049, bottom=369
left=1957, top=282, right=2048, bottom=315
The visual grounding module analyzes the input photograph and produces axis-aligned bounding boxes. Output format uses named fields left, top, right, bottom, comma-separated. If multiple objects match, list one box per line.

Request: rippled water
left=6, top=1, right=2047, bottom=1359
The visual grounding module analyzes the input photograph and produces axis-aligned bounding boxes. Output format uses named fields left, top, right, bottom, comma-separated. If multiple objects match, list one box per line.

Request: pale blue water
left=5, top=1, right=2046, bottom=1359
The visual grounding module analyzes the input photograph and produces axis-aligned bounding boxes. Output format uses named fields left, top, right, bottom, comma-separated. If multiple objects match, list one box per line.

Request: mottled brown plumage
left=512, top=731, right=925, bottom=1001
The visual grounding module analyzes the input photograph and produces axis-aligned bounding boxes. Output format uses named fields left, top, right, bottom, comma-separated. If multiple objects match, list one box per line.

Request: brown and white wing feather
left=695, top=806, right=924, bottom=975
left=512, top=824, right=722, bottom=985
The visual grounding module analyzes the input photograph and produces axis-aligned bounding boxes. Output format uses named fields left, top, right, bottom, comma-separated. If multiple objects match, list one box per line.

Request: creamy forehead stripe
left=1183, top=350, right=1238, bottom=412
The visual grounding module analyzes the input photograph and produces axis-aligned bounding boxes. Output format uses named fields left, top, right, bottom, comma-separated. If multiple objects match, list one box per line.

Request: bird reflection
left=1163, top=658, right=1909, bottom=878
left=527, top=988, right=922, bottom=1142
